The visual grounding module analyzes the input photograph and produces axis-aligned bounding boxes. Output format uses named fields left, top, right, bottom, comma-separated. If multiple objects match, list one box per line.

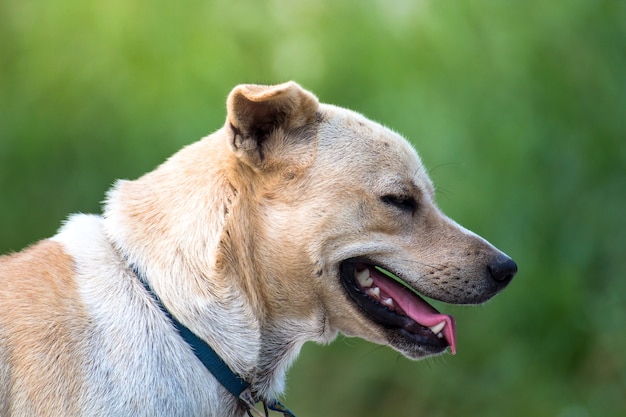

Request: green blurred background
left=1, top=0, right=624, bottom=416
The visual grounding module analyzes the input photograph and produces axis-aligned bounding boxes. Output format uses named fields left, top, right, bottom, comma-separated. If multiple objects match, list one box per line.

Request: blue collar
left=131, top=265, right=295, bottom=417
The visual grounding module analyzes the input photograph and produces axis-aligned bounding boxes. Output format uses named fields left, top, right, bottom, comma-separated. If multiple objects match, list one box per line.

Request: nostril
left=488, top=255, right=518, bottom=284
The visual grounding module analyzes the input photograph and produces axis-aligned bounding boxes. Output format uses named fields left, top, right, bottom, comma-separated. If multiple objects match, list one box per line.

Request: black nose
left=488, top=254, right=517, bottom=285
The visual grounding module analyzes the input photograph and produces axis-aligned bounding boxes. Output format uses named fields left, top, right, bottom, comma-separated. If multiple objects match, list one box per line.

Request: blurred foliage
left=1, top=0, right=624, bottom=416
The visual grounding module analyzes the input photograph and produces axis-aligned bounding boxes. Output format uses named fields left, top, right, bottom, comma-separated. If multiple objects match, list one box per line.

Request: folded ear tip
left=226, top=82, right=318, bottom=125
left=230, top=81, right=304, bottom=103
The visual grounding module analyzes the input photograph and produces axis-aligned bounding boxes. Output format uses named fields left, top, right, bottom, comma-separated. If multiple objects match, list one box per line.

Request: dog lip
left=339, top=260, right=456, bottom=355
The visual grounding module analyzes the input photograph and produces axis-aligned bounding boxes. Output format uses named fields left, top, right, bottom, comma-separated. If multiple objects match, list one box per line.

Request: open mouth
left=340, top=260, right=457, bottom=356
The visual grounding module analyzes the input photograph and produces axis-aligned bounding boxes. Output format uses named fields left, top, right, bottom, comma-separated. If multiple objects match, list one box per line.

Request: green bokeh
left=1, top=1, right=624, bottom=416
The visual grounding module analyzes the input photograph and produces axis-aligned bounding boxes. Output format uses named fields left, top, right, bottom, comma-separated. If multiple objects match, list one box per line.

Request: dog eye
left=380, top=194, right=417, bottom=213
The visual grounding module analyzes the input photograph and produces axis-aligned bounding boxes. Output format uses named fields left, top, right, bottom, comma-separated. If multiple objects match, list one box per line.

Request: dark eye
left=381, top=194, right=417, bottom=213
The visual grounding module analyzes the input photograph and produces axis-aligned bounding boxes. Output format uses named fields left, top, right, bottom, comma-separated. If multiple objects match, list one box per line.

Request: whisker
left=357, top=343, right=389, bottom=361
left=427, top=161, right=462, bottom=175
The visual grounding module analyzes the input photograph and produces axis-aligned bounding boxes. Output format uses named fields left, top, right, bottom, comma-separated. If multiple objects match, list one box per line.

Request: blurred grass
left=1, top=0, right=624, bottom=416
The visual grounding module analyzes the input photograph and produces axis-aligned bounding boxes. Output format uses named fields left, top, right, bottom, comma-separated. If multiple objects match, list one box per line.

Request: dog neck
left=102, top=134, right=325, bottom=405
left=129, top=263, right=295, bottom=417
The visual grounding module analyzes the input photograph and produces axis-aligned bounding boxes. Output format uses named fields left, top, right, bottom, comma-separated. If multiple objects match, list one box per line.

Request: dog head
left=225, top=81, right=517, bottom=360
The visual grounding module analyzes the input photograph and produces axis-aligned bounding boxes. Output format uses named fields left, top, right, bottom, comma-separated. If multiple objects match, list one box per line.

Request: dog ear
left=226, top=81, right=319, bottom=168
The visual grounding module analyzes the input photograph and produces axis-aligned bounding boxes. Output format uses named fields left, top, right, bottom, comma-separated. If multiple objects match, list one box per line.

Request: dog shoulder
left=0, top=234, right=89, bottom=415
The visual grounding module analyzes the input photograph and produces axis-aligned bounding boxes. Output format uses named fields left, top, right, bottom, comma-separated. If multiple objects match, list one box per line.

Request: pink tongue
left=371, top=269, right=457, bottom=354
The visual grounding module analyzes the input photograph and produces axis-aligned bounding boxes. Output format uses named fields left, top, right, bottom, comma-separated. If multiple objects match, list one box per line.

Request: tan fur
left=0, top=241, right=87, bottom=416
left=0, top=81, right=515, bottom=416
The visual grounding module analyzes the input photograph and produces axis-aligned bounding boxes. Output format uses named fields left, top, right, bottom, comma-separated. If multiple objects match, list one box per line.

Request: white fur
left=53, top=215, right=232, bottom=416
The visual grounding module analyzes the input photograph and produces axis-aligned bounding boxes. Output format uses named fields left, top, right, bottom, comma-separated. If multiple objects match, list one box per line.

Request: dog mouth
left=340, top=260, right=456, bottom=356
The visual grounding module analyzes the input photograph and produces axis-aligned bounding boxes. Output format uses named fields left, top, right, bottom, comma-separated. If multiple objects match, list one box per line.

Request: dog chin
left=339, top=259, right=456, bottom=358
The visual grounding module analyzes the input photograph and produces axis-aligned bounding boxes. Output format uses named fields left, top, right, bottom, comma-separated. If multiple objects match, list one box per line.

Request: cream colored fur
left=0, top=82, right=515, bottom=416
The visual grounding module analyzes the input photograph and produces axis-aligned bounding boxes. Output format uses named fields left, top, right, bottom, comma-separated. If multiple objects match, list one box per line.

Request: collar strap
left=131, top=265, right=295, bottom=417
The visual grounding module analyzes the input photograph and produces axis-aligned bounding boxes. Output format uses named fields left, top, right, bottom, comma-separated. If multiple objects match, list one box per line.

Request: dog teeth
left=355, top=269, right=374, bottom=288
left=382, top=297, right=394, bottom=307
left=367, top=287, right=381, bottom=299
left=428, top=321, right=446, bottom=336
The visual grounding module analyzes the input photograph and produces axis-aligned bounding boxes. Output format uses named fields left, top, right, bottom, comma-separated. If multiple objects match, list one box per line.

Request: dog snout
left=487, top=254, right=517, bottom=286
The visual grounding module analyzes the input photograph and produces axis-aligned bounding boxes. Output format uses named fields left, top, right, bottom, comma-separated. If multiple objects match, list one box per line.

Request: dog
left=0, top=81, right=516, bottom=416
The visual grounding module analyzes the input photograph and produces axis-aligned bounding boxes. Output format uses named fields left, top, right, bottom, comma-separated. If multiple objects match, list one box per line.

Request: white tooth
left=368, top=287, right=381, bottom=299
left=382, top=297, right=394, bottom=307
left=437, top=332, right=444, bottom=339
left=355, top=269, right=374, bottom=287
left=429, top=321, right=446, bottom=335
